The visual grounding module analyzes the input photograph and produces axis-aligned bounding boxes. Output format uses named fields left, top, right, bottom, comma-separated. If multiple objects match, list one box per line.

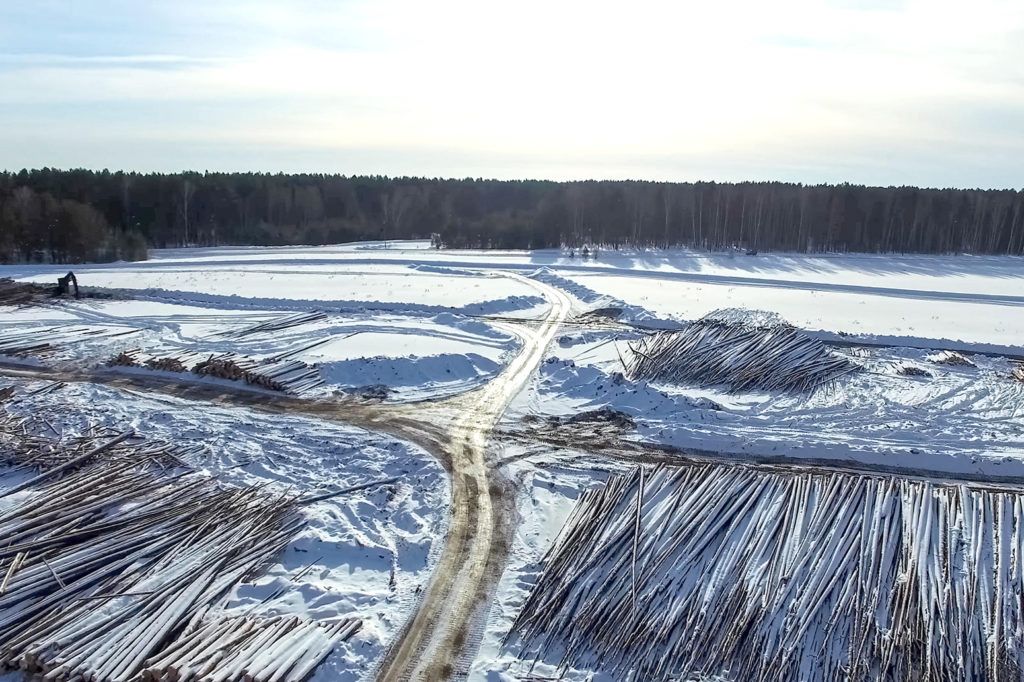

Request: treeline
left=2, top=168, right=1023, bottom=263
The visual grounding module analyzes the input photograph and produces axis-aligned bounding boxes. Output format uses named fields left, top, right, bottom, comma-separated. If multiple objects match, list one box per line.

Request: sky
left=1, top=0, right=1022, bottom=188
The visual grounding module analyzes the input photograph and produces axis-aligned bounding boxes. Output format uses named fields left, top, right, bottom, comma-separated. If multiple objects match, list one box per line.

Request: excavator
left=55, top=271, right=79, bottom=298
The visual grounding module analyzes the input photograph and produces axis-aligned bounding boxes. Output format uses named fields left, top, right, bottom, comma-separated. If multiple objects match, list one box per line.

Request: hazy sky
left=2, top=0, right=1022, bottom=187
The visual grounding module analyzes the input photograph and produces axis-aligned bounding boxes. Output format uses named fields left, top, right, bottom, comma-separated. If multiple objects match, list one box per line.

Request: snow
left=511, top=339, right=1024, bottom=480
left=5, top=240, right=1024, bottom=681
left=561, top=271, right=1024, bottom=348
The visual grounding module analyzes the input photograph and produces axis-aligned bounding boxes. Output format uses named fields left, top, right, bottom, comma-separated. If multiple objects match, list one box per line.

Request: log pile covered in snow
left=506, top=464, right=1024, bottom=681
left=1, top=327, right=137, bottom=359
left=0, top=408, right=357, bottom=682
left=194, top=353, right=324, bottom=394
left=625, top=308, right=860, bottom=392
left=105, top=350, right=325, bottom=395
left=225, top=311, right=328, bottom=339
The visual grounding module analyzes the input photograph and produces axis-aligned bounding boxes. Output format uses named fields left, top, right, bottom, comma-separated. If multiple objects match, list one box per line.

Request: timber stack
left=0, top=404, right=358, bottom=682
left=506, top=464, right=1024, bottom=681
left=226, top=311, right=328, bottom=338
left=625, top=308, right=860, bottom=392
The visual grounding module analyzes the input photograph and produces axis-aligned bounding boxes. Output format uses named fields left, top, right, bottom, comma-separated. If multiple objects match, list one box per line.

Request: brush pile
left=507, top=464, right=1024, bottom=682
left=897, top=364, right=931, bottom=377
left=1013, top=362, right=1024, bottom=383
left=625, top=309, right=859, bottom=392
left=0, top=410, right=357, bottom=682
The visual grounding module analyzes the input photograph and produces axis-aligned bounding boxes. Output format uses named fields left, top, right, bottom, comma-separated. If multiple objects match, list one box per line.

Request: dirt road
left=374, top=273, right=571, bottom=681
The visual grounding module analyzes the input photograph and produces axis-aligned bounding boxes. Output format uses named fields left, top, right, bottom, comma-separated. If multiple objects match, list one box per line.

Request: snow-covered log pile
left=929, top=350, right=976, bottom=367
left=104, top=350, right=324, bottom=395
left=0, top=410, right=356, bottom=682
left=506, top=464, right=1024, bottom=681
left=1, top=327, right=132, bottom=358
left=142, top=614, right=361, bottom=682
left=225, top=311, right=327, bottom=339
left=625, top=308, right=860, bottom=392
left=194, top=353, right=324, bottom=394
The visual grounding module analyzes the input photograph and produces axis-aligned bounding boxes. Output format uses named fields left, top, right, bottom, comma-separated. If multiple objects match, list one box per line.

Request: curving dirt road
left=0, top=272, right=572, bottom=682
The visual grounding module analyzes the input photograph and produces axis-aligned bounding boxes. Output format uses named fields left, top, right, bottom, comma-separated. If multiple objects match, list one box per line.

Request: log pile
left=108, top=350, right=141, bottom=367
left=0, top=278, right=50, bottom=306
left=194, top=354, right=259, bottom=382
left=0, top=410, right=357, bottom=682
left=625, top=309, right=860, bottom=392
left=194, top=354, right=324, bottom=395
left=0, top=328, right=56, bottom=357
left=929, top=350, right=976, bottom=367
left=145, top=356, right=189, bottom=373
left=105, top=350, right=324, bottom=395
left=506, top=464, right=1024, bottom=681
left=1, top=327, right=139, bottom=359
left=226, top=311, right=328, bottom=339
left=142, top=614, right=361, bottom=682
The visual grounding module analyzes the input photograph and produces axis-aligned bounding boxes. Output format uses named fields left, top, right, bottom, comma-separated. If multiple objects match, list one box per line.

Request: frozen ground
left=0, top=378, right=449, bottom=682
left=4, top=240, right=1024, bottom=681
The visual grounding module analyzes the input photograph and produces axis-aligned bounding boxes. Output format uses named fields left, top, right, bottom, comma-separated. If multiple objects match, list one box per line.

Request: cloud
left=0, top=0, right=1021, bottom=187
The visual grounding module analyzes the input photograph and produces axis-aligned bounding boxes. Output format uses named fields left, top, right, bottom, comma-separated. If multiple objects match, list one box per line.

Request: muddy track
left=0, top=272, right=573, bottom=682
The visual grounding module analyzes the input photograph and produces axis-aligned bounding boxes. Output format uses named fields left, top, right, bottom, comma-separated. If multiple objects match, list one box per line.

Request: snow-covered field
left=3, top=240, right=1024, bottom=681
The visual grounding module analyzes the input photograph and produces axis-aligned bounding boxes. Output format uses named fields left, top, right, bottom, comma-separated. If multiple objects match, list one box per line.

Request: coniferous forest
left=1, top=168, right=1023, bottom=263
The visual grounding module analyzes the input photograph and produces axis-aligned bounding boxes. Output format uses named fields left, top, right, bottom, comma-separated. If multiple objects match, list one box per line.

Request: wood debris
left=625, top=309, right=859, bottom=392
left=507, top=464, right=1024, bottom=681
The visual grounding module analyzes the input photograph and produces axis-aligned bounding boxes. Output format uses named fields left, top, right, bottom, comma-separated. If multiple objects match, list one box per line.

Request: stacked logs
left=194, top=354, right=324, bottom=394
left=194, top=354, right=258, bottom=382
left=226, top=311, right=328, bottom=339
left=108, top=350, right=141, bottom=367
left=0, top=278, right=50, bottom=306
left=1, top=327, right=139, bottom=359
left=142, top=614, right=361, bottom=682
left=105, top=351, right=324, bottom=395
left=0, top=411, right=356, bottom=682
left=929, top=350, right=976, bottom=367
left=507, top=464, right=1024, bottom=682
left=0, top=328, right=55, bottom=357
left=626, top=309, right=859, bottom=392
